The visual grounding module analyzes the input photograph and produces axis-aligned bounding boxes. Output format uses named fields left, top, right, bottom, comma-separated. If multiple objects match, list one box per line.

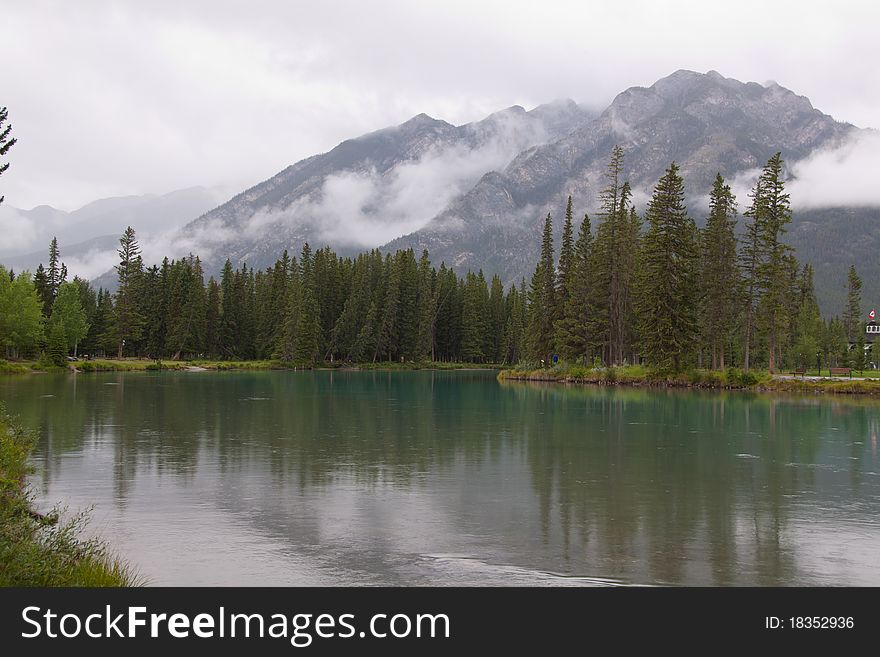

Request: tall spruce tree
left=588, top=146, right=638, bottom=365
left=700, top=173, right=739, bottom=369
left=460, top=271, right=488, bottom=362
left=142, top=262, right=166, bottom=357
left=204, top=277, right=221, bottom=358
left=635, top=162, right=699, bottom=371
left=842, top=264, right=863, bottom=342
left=556, top=196, right=576, bottom=316
left=396, top=250, right=420, bottom=360
left=526, top=213, right=557, bottom=364
left=33, top=264, right=52, bottom=317
left=89, top=288, right=114, bottom=357
left=374, top=252, right=401, bottom=362
left=790, top=264, right=822, bottom=369
left=47, top=237, right=64, bottom=300
left=415, top=250, right=437, bottom=361
left=294, top=244, right=321, bottom=362
left=330, top=254, right=371, bottom=360
left=112, top=226, right=145, bottom=357
left=218, top=260, right=237, bottom=357
left=740, top=178, right=763, bottom=371
left=554, top=213, right=593, bottom=362
left=754, top=153, right=793, bottom=373
left=487, top=274, right=505, bottom=363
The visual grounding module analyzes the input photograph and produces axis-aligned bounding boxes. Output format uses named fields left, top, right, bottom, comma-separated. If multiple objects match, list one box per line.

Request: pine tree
left=819, top=317, right=844, bottom=369
left=142, top=263, right=166, bottom=357
left=276, top=257, right=301, bottom=361
left=755, top=153, right=794, bottom=374
left=0, top=106, right=16, bottom=206
left=433, top=263, right=461, bottom=361
left=396, top=249, right=420, bottom=360
left=460, top=271, right=488, bottom=362
left=700, top=173, right=739, bottom=369
left=375, top=252, right=401, bottom=362
left=789, top=265, right=822, bottom=370
left=853, top=334, right=867, bottom=374
left=330, top=254, right=369, bottom=360
left=294, top=244, right=321, bottom=362
left=112, top=226, right=145, bottom=357
left=556, top=196, right=575, bottom=316
left=33, top=264, right=52, bottom=317
left=635, top=162, right=699, bottom=371
left=47, top=237, right=64, bottom=305
left=555, top=213, right=593, bottom=362
left=487, top=274, right=505, bottom=363
left=88, top=288, right=114, bottom=357
left=352, top=300, right=379, bottom=362
left=740, top=178, right=763, bottom=371
left=218, top=260, right=237, bottom=358
left=415, top=250, right=437, bottom=361
left=842, top=264, right=863, bottom=342
left=165, top=256, right=206, bottom=359
left=588, top=146, right=638, bottom=365
left=202, top=277, right=221, bottom=358
left=526, top=213, right=556, bottom=364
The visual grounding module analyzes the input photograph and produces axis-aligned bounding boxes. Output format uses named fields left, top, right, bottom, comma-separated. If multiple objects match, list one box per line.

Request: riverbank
left=498, top=364, right=880, bottom=395
left=0, top=358, right=501, bottom=375
left=0, top=406, right=139, bottom=586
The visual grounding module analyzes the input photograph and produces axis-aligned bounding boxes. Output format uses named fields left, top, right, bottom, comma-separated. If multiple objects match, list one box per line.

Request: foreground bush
left=0, top=406, right=139, bottom=587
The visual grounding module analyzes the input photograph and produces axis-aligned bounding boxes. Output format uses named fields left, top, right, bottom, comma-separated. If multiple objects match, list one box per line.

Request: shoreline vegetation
left=0, top=357, right=500, bottom=374
left=499, top=364, right=880, bottom=395
left=4, top=356, right=880, bottom=395
left=0, top=406, right=139, bottom=586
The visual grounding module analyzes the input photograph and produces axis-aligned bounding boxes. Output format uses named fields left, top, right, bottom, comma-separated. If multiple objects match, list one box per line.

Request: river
left=2, top=369, right=879, bottom=585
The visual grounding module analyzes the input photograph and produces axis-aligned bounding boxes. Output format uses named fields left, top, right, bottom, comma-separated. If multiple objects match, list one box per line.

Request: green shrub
left=724, top=368, right=762, bottom=387
left=0, top=360, right=29, bottom=375
left=0, top=407, right=139, bottom=586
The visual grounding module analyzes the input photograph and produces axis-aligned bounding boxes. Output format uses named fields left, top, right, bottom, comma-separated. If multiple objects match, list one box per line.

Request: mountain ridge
left=5, top=70, right=875, bottom=316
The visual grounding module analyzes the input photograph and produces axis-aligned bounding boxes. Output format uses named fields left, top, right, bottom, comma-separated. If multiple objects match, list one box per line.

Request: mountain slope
left=386, top=70, right=859, bottom=303
left=175, top=101, right=594, bottom=270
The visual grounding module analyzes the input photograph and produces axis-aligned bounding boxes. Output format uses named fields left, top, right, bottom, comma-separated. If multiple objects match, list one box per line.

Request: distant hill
left=0, top=186, right=229, bottom=283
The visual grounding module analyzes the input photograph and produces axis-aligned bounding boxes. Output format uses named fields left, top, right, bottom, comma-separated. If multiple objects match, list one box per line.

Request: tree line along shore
left=1, top=146, right=877, bottom=392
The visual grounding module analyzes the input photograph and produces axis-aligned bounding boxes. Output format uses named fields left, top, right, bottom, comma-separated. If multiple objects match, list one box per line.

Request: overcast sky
left=1, top=0, right=878, bottom=211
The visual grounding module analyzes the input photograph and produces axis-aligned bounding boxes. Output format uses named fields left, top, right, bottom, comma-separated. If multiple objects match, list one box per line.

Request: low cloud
left=0, top=206, right=44, bottom=254
left=178, top=109, right=557, bottom=255
left=727, top=129, right=880, bottom=211
left=787, top=130, right=880, bottom=208
left=59, top=248, right=120, bottom=282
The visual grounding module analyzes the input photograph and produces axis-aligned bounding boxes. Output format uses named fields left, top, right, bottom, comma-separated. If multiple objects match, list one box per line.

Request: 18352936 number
left=790, top=617, right=854, bottom=629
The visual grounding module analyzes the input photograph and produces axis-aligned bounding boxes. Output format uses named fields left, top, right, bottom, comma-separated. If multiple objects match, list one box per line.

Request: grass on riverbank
left=0, top=406, right=139, bottom=586
left=499, top=363, right=880, bottom=395
left=1, top=358, right=503, bottom=374
left=0, top=360, right=30, bottom=374
left=500, top=363, right=769, bottom=387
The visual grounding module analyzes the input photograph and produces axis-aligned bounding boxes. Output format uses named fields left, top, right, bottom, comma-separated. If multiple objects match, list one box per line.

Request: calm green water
left=2, top=370, right=879, bottom=586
